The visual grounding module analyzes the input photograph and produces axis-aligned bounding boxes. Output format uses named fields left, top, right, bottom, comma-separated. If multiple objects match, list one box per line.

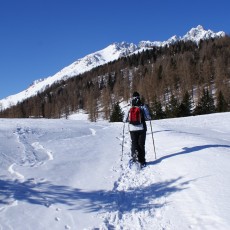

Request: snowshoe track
left=14, top=126, right=53, bottom=167
left=98, top=132, right=170, bottom=230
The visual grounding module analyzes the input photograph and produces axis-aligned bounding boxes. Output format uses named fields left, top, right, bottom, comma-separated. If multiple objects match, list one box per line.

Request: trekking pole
left=149, top=120, right=157, bottom=159
left=121, top=122, right=125, bottom=161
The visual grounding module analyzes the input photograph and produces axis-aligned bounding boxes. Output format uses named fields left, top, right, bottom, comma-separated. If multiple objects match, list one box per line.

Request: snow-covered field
left=0, top=112, right=230, bottom=230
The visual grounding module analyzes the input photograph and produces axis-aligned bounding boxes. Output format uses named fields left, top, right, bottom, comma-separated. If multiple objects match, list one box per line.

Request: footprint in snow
left=55, top=217, right=60, bottom=222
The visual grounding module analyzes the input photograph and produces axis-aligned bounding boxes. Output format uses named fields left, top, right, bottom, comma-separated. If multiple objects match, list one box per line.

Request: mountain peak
left=0, top=25, right=226, bottom=109
left=183, top=25, right=225, bottom=43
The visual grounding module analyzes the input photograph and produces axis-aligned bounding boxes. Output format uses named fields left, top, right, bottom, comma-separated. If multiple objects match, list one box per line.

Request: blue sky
left=0, top=0, right=229, bottom=99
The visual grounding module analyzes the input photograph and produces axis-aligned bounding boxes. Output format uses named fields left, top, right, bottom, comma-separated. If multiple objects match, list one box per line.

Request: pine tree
left=216, top=91, right=228, bottom=112
left=151, top=97, right=165, bottom=120
left=166, top=95, right=179, bottom=118
left=110, top=102, right=124, bottom=122
left=194, top=89, right=216, bottom=115
left=157, top=65, right=163, bottom=80
left=178, top=91, right=193, bottom=117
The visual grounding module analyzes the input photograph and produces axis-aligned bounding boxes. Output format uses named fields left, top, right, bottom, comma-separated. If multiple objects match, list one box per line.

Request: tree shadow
left=149, top=144, right=230, bottom=165
left=147, top=129, right=173, bottom=135
left=0, top=176, right=190, bottom=213
left=147, top=129, right=200, bottom=136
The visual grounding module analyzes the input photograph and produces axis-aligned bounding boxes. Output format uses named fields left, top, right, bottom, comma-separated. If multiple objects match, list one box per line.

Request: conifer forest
left=1, top=36, right=230, bottom=121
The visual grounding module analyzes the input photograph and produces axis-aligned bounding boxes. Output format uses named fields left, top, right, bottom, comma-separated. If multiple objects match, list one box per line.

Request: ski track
left=0, top=125, right=55, bottom=219
left=8, top=163, right=25, bottom=180
left=14, top=126, right=53, bottom=167
left=1, top=123, right=104, bottom=230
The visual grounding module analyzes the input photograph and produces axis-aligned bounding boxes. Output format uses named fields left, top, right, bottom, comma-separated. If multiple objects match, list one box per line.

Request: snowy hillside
left=0, top=112, right=230, bottom=229
left=0, top=25, right=225, bottom=109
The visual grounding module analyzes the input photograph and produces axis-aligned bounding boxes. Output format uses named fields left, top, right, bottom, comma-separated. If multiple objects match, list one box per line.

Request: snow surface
left=0, top=112, right=230, bottom=230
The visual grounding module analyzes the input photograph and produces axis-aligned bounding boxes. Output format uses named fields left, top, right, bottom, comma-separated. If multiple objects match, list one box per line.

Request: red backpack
left=129, top=106, right=142, bottom=125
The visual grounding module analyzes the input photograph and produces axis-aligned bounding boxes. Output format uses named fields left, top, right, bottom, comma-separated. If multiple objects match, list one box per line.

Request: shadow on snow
left=149, top=144, right=230, bottom=165
left=0, top=176, right=189, bottom=213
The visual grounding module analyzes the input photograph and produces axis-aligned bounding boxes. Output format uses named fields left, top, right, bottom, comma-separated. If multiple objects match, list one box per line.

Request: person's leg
left=138, top=131, right=146, bottom=164
left=130, top=131, right=140, bottom=160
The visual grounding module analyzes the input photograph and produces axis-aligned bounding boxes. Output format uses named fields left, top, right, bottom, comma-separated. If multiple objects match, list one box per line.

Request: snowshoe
left=129, top=150, right=141, bottom=169
left=140, top=162, right=147, bottom=169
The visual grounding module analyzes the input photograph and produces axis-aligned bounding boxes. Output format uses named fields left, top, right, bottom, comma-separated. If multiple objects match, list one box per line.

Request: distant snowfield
left=0, top=112, right=230, bottom=230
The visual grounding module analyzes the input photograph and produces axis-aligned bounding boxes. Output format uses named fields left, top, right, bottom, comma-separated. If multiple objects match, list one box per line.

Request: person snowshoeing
left=124, top=92, right=151, bottom=168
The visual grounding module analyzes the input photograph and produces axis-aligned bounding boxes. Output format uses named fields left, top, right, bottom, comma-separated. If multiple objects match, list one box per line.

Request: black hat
left=132, top=91, right=140, bottom=98
left=131, top=92, right=141, bottom=106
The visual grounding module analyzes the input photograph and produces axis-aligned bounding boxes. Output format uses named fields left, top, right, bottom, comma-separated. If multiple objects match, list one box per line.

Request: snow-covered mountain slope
left=0, top=25, right=225, bottom=109
left=0, top=112, right=230, bottom=229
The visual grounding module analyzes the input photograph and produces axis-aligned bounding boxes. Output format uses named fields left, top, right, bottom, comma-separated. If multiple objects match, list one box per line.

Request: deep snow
left=0, top=112, right=230, bottom=230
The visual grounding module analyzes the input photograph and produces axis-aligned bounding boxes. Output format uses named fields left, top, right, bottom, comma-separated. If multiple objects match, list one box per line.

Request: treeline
left=1, top=36, right=230, bottom=120
left=110, top=88, right=227, bottom=122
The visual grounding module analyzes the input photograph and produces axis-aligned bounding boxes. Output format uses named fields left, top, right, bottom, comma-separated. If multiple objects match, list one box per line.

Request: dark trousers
left=130, top=130, right=146, bottom=163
